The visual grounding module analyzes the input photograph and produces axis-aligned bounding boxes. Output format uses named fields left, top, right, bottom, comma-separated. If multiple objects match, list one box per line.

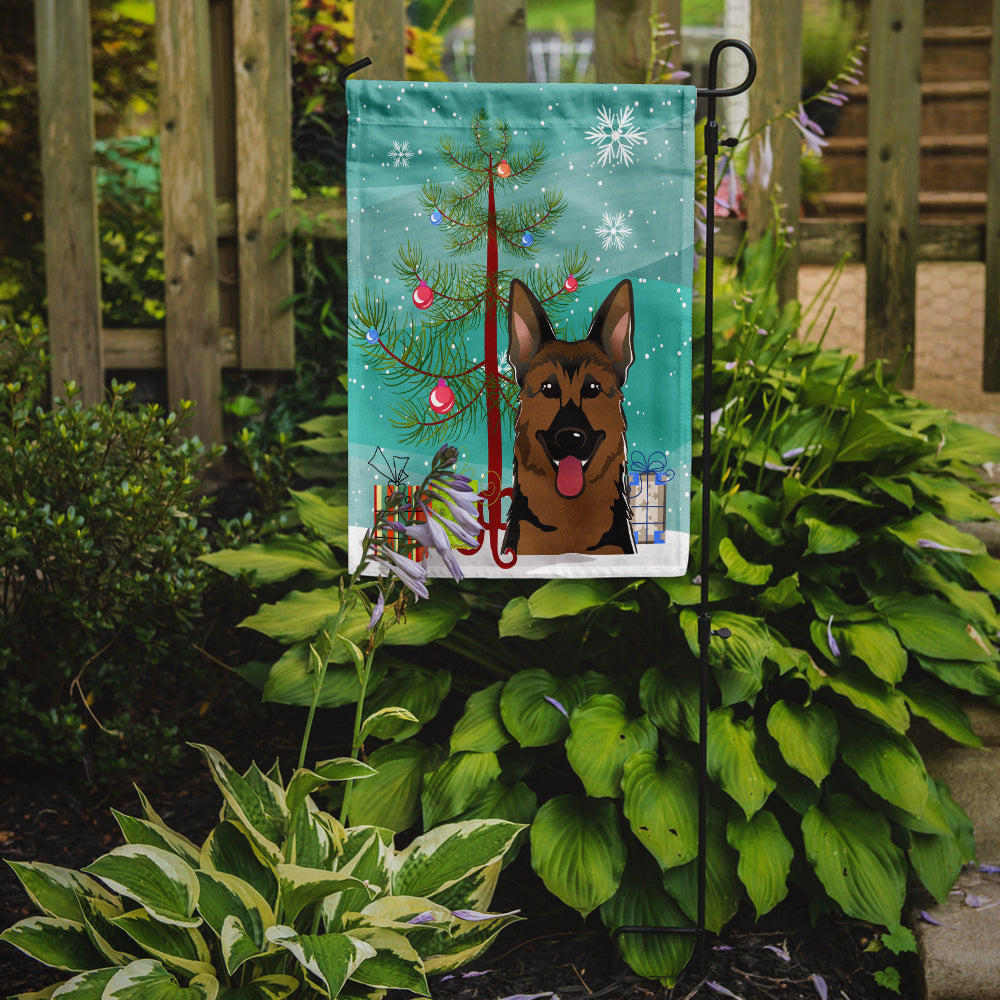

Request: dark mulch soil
left=1, top=736, right=915, bottom=1000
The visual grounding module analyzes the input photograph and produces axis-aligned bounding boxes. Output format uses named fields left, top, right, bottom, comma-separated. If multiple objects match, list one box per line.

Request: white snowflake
left=595, top=211, right=633, bottom=251
left=388, top=140, right=413, bottom=168
left=585, top=105, right=647, bottom=167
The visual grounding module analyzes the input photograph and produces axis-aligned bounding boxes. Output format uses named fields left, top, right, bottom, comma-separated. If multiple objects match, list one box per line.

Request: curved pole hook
left=338, top=57, right=373, bottom=90
left=697, top=38, right=757, bottom=99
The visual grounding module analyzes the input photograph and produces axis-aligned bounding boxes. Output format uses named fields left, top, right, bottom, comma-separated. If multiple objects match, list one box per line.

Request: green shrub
left=0, top=317, right=220, bottom=783
left=1, top=743, right=524, bottom=998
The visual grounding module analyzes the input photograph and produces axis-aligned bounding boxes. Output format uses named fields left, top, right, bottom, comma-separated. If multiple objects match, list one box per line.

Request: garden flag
left=346, top=80, right=696, bottom=578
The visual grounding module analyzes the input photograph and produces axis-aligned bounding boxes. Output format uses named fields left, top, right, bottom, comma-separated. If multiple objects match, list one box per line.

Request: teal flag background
left=347, top=79, right=696, bottom=578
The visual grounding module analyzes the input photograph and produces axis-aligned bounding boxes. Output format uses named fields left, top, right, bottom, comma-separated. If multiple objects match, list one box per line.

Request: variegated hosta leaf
left=421, top=751, right=502, bottom=828
left=214, top=974, right=300, bottom=1000
left=110, top=908, right=214, bottom=979
left=599, top=853, right=694, bottom=987
left=43, top=966, right=118, bottom=997
left=621, top=751, right=699, bottom=871
left=421, top=906, right=523, bottom=975
left=102, top=958, right=218, bottom=999
left=0, top=916, right=107, bottom=972
left=276, top=864, right=376, bottom=925
left=265, top=925, right=376, bottom=998
left=765, top=700, right=838, bottom=786
left=802, top=793, right=906, bottom=926
left=424, top=859, right=501, bottom=916
left=661, top=811, right=742, bottom=934
left=77, top=894, right=136, bottom=966
left=529, top=795, right=626, bottom=917
left=195, top=871, right=274, bottom=974
left=4, top=861, right=118, bottom=922
left=344, top=926, right=429, bottom=995
left=499, top=670, right=585, bottom=747
left=450, top=681, right=511, bottom=754
left=727, top=810, right=793, bottom=918
left=190, top=745, right=287, bottom=863
left=288, top=802, right=343, bottom=870
left=706, top=707, right=776, bottom=819
left=285, top=760, right=375, bottom=823
left=200, top=822, right=278, bottom=910
left=323, top=829, right=393, bottom=931
left=112, top=810, right=202, bottom=868
left=565, top=695, right=658, bottom=799
left=391, top=820, right=524, bottom=901
left=83, top=845, right=200, bottom=928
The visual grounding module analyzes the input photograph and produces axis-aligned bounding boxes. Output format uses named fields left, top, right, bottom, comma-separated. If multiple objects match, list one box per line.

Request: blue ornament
left=521, top=231, right=534, bottom=247
left=366, top=327, right=380, bottom=344
left=430, top=209, right=443, bottom=226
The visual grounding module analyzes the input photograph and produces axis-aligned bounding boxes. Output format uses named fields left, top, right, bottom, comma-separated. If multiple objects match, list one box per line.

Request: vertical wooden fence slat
left=157, top=0, right=223, bottom=445
left=983, top=0, right=1000, bottom=390
left=354, top=0, right=406, bottom=80
left=474, top=0, right=526, bottom=82
left=233, top=0, right=294, bottom=369
left=746, top=0, right=801, bottom=305
left=34, top=0, right=103, bottom=405
left=660, top=0, right=682, bottom=72
left=594, top=0, right=654, bottom=84
left=864, top=0, right=923, bottom=390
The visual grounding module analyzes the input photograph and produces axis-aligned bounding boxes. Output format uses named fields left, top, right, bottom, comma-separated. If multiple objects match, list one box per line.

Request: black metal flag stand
left=340, top=38, right=758, bottom=974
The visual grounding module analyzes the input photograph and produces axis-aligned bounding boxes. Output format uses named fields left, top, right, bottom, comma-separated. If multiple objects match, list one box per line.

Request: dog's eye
left=581, top=379, right=602, bottom=398
left=540, top=379, right=560, bottom=398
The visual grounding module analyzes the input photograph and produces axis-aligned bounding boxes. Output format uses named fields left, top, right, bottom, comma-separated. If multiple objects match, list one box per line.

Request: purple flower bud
left=544, top=695, right=569, bottom=717
left=812, top=974, right=828, bottom=1000
left=827, top=616, right=841, bottom=658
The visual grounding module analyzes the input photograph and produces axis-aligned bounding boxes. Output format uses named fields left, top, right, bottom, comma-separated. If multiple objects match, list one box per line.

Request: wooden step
left=922, top=25, right=993, bottom=83
left=832, top=80, right=991, bottom=138
left=822, top=134, right=989, bottom=193
left=813, top=190, right=987, bottom=222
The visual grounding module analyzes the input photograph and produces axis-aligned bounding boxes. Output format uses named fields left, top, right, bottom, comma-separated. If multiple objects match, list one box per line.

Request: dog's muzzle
left=535, top=402, right=606, bottom=499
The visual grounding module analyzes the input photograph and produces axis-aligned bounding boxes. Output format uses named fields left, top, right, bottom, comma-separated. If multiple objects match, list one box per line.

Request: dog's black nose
left=554, top=427, right=588, bottom=456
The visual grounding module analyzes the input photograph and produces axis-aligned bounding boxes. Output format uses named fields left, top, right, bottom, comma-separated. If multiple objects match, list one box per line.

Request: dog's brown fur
left=502, top=279, right=636, bottom=556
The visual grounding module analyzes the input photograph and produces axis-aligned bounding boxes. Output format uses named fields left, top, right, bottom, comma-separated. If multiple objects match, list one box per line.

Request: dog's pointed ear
left=587, top=279, right=634, bottom=386
left=508, top=280, right=556, bottom=385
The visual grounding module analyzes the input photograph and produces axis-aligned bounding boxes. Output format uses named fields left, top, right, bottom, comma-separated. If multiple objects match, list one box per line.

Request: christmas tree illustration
left=353, top=109, right=591, bottom=567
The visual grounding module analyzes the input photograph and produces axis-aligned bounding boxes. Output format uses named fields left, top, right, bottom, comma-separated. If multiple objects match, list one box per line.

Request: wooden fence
left=33, top=0, right=1000, bottom=445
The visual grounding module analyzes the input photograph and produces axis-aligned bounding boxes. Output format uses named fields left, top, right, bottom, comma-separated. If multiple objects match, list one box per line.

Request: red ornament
left=496, top=159, right=511, bottom=178
left=563, top=274, right=579, bottom=293
left=429, top=378, right=455, bottom=415
left=412, top=280, right=434, bottom=309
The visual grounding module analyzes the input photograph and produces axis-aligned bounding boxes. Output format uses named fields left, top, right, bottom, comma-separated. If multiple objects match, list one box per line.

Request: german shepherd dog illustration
left=502, top=278, right=636, bottom=556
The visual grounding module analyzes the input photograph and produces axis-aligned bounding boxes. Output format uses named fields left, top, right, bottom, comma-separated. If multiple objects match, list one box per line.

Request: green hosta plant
left=1, top=743, right=523, bottom=999
left=342, top=232, right=998, bottom=985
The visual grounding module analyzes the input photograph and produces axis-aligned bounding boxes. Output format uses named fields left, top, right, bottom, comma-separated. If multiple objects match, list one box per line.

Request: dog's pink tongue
left=556, top=456, right=584, bottom=498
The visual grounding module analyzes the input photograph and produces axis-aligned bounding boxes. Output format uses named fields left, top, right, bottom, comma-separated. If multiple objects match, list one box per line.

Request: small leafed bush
left=1, top=743, right=524, bottom=998
left=0, top=317, right=218, bottom=782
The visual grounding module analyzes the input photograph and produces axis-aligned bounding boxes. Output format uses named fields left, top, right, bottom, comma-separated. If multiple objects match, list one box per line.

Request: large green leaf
left=452, top=779, right=538, bottom=827
left=765, top=700, right=838, bottom=786
left=530, top=795, right=627, bottom=917
left=259, top=643, right=386, bottom=709
left=499, top=670, right=584, bottom=747
left=0, top=916, right=107, bottom=972
left=599, top=853, right=694, bottom=987
left=681, top=610, right=771, bottom=706
left=724, top=490, right=784, bottom=545
left=727, top=811, right=793, bottom=917
left=886, top=512, right=985, bottom=557
left=421, top=751, right=502, bottom=828
left=639, top=665, right=699, bottom=743
left=265, top=926, right=374, bottom=997
left=199, top=822, right=278, bottom=910
left=392, top=820, right=524, bottom=900
left=200, top=535, right=341, bottom=584
left=285, top=759, right=376, bottom=823
left=838, top=718, right=929, bottom=817
left=802, top=794, right=906, bottom=926
left=216, top=976, right=299, bottom=1000
left=83, top=846, right=200, bottom=928
left=346, top=740, right=441, bottom=832
left=111, top=909, right=214, bottom=978
left=707, top=708, right=775, bottom=818
left=288, top=489, right=349, bottom=546
left=718, top=537, right=772, bottom=586
left=905, top=473, right=998, bottom=522
left=834, top=621, right=907, bottom=684
left=875, top=593, right=995, bottom=662
left=660, top=811, right=741, bottom=934
left=362, top=667, right=451, bottom=741
left=450, top=682, right=511, bottom=754
left=527, top=579, right=617, bottom=618
left=834, top=410, right=927, bottom=463
left=497, top=596, right=564, bottom=639
left=916, top=655, right=1000, bottom=697
left=195, top=871, right=273, bottom=974
left=808, top=661, right=910, bottom=732
left=803, top=517, right=859, bottom=556
left=103, top=959, right=218, bottom=1000
left=566, top=695, right=658, bottom=798
left=621, top=751, right=699, bottom=871
left=900, top=680, right=982, bottom=748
